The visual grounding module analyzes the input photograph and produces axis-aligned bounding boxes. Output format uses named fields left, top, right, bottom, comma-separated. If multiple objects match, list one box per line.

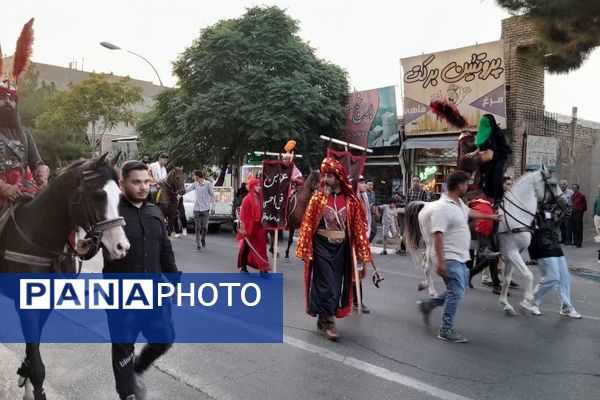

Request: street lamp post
left=100, top=41, right=164, bottom=86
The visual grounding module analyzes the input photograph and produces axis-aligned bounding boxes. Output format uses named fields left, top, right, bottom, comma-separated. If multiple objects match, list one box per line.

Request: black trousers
left=309, top=236, right=350, bottom=318
left=572, top=211, right=584, bottom=247
left=560, top=217, right=573, bottom=244
left=107, top=307, right=174, bottom=399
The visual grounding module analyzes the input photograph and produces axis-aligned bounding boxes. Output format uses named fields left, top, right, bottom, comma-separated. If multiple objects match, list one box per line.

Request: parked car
left=183, top=185, right=234, bottom=232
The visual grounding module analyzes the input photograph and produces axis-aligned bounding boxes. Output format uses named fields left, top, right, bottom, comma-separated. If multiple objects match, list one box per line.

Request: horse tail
left=403, top=201, right=425, bottom=262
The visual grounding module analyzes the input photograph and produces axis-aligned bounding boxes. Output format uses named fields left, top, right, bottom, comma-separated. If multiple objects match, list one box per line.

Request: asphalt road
left=1, top=228, right=599, bottom=400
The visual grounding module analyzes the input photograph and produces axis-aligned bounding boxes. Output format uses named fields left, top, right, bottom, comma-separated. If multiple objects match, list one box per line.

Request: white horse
left=403, top=167, right=568, bottom=315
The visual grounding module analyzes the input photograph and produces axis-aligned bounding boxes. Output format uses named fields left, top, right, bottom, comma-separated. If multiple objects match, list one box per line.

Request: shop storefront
left=400, top=135, right=458, bottom=195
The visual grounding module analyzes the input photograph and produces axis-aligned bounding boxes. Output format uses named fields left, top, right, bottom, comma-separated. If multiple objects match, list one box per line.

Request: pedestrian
left=33, top=164, right=50, bottom=189
left=237, top=178, right=270, bottom=274
left=593, top=184, right=600, bottom=242
left=139, top=153, right=150, bottom=165
left=558, top=180, right=574, bottom=245
left=396, top=193, right=407, bottom=254
left=464, top=190, right=502, bottom=294
left=571, top=183, right=587, bottom=248
left=354, top=175, right=372, bottom=314
left=296, top=157, right=372, bottom=340
left=366, top=179, right=378, bottom=242
left=407, top=176, right=429, bottom=203
left=379, top=198, right=400, bottom=255
left=188, top=170, right=214, bottom=251
left=417, top=171, right=500, bottom=343
left=523, top=205, right=582, bottom=319
left=103, top=160, right=180, bottom=400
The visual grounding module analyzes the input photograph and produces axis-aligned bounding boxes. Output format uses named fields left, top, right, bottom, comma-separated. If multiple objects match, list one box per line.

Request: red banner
left=326, top=148, right=366, bottom=184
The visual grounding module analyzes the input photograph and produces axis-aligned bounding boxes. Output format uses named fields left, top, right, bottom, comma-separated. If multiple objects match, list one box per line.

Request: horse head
left=68, top=153, right=130, bottom=260
left=533, top=165, right=569, bottom=214
left=167, top=167, right=186, bottom=195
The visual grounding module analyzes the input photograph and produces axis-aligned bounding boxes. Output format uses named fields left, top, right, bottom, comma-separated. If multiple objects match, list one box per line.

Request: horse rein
left=5, top=168, right=125, bottom=270
left=499, top=170, right=564, bottom=234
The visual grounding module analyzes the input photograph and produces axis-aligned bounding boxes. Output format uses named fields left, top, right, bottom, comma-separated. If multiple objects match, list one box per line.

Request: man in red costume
left=237, top=178, right=270, bottom=274
left=296, top=157, right=372, bottom=340
left=0, top=18, right=45, bottom=209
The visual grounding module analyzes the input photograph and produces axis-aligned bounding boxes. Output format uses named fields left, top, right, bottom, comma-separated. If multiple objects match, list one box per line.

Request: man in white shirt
left=417, top=171, right=500, bottom=343
left=148, top=154, right=168, bottom=203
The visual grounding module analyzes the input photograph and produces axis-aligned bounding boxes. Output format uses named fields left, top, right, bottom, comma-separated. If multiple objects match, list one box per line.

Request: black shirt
left=103, top=196, right=179, bottom=278
left=528, top=212, right=563, bottom=260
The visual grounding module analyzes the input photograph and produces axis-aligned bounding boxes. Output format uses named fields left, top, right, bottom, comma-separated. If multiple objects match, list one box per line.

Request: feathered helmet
left=0, top=18, right=35, bottom=102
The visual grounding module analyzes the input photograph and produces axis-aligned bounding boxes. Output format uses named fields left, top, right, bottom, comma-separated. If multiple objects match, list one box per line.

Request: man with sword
left=296, top=157, right=372, bottom=340
left=237, top=178, right=270, bottom=275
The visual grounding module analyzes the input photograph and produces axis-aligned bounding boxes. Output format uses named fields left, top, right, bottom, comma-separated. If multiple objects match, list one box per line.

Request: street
left=1, top=228, right=599, bottom=400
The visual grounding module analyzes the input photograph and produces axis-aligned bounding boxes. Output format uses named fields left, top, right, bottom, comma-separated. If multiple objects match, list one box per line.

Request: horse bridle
left=5, top=168, right=125, bottom=269
left=69, top=169, right=126, bottom=254
left=499, top=170, right=564, bottom=233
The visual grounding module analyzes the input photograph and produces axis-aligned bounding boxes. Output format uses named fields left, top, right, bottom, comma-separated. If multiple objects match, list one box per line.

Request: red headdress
left=429, top=98, right=467, bottom=129
left=245, top=178, right=263, bottom=221
left=0, top=18, right=35, bottom=102
left=320, top=157, right=354, bottom=196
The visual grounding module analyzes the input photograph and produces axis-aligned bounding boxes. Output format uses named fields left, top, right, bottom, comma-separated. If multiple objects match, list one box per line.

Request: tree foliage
left=138, top=6, right=349, bottom=178
left=16, top=67, right=57, bottom=128
left=496, top=0, right=600, bottom=73
left=36, top=73, right=143, bottom=155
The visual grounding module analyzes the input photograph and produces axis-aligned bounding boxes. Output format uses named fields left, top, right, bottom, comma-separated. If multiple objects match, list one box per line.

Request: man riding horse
left=0, top=19, right=46, bottom=209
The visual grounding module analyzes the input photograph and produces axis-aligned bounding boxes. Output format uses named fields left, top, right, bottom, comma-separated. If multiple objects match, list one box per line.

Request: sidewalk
left=561, top=227, right=600, bottom=275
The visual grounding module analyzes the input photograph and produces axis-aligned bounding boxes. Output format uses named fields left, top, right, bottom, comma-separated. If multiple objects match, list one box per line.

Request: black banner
left=261, top=160, right=293, bottom=230
left=326, top=148, right=366, bottom=183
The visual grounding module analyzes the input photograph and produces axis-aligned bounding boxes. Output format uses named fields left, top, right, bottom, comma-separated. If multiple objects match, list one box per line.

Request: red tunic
left=236, top=192, right=270, bottom=271
left=0, top=167, right=37, bottom=208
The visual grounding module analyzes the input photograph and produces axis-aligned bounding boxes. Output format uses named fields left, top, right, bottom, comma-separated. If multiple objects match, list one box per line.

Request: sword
left=243, top=236, right=270, bottom=265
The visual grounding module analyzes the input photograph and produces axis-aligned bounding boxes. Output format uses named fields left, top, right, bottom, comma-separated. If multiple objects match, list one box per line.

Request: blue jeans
left=430, top=260, right=469, bottom=330
left=532, top=256, right=575, bottom=312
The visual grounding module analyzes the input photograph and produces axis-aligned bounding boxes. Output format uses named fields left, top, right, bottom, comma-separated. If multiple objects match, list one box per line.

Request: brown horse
left=0, top=153, right=129, bottom=400
left=269, top=170, right=320, bottom=260
left=157, top=167, right=185, bottom=237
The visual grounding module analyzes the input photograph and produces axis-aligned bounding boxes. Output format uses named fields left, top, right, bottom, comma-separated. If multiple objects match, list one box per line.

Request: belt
left=317, top=229, right=345, bottom=240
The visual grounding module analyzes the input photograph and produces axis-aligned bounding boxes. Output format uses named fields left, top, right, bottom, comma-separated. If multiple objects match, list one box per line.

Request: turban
left=320, top=157, right=353, bottom=195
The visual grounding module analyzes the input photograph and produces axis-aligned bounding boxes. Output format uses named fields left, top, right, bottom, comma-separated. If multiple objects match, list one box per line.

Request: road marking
left=284, top=335, right=474, bottom=400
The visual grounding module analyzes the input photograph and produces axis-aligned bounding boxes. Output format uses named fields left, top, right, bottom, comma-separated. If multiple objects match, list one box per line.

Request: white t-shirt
left=428, top=194, right=471, bottom=263
left=149, top=161, right=167, bottom=182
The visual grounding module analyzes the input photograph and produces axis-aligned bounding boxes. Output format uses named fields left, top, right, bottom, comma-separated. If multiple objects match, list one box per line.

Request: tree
left=138, top=6, right=349, bottom=184
left=496, top=0, right=600, bottom=73
left=16, top=67, right=57, bottom=128
left=36, top=73, right=143, bottom=155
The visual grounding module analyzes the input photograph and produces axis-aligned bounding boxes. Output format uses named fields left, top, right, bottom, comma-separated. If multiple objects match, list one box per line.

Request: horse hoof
left=22, top=379, right=34, bottom=400
left=417, top=282, right=428, bottom=291
left=429, top=292, right=438, bottom=298
left=504, top=308, right=517, bottom=316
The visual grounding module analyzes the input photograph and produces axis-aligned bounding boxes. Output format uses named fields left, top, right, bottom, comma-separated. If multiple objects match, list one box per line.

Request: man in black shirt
left=104, top=160, right=180, bottom=400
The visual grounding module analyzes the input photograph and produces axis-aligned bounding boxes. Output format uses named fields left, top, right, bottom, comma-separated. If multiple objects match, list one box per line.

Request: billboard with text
left=401, top=41, right=506, bottom=136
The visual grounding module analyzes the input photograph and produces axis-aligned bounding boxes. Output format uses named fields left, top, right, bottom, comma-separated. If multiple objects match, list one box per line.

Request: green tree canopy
left=36, top=73, right=143, bottom=155
left=138, top=6, right=349, bottom=180
left=497, top=0, right=600, bottom=73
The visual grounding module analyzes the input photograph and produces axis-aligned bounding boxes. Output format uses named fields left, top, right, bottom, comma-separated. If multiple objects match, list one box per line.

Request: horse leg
left=425, top=254, right=437, bottom=297
left=284, top=227, right=294, bottom=263
left=18, top=310, right=50, bottom=400
left=511, top=255, right=535, bottom=308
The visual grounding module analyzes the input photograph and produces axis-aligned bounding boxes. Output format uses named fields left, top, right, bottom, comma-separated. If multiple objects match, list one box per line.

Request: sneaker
left=353, top=303, right=370, bottom=314
left=379, top=250, right=388, bottom=255
left=437, top=328, right=468, bottom=343
left=240, top=266, right=249, bottom=274
left=559, top=309, right=582, bottom=319
left=481, top=280, right=493, bottom=287
left=182, top=229, right=188, bottom=236
left=174, top=233, right=181, bottom=238
left=530, top=305, right=541, bottom=316
left=201, top=239, right=206, bottom=248
left=519, top=299, right=534, bottom=312
left=416, top=300, right=433, bottom=326
left=194, top=246, right=202, bottom=252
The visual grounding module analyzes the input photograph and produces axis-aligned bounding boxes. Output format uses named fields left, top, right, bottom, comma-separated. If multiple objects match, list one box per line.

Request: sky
left=3, top=0, right=599, bottom=121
